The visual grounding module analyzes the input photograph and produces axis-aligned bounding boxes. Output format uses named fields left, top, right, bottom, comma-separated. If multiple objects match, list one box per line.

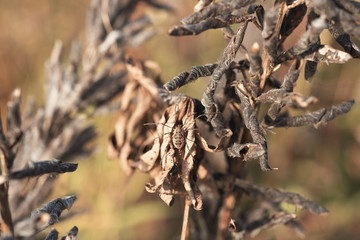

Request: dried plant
left=110, top=0, right=360, bottom=239
left=107, top=59, right=165, bottom=175
left=136, top=97, right=211, bottom=210
left=1, top=0, right=359, bottom=239
left=0, top=0, right=167, bottom=239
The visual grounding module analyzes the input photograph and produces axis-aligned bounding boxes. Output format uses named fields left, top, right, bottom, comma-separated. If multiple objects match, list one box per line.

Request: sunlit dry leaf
left=133, top=137, right=161, bottom=172
left=305, top=45, right=352, bottom=64
left=257, top=91, right=317, bottom=108
left=194, top=0, right=214, bottom=12
left=288, top=93, right=318, bottom=108
left=181, top=0, right=257, bottom=25
left=227, top=143, right=258, bottom=158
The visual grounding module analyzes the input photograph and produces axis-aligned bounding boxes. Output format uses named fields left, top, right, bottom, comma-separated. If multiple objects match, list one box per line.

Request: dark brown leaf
left=45, top=228, right=59, bottom=240
left=10, top=159, right=78, bottom=179
left=31, top=195, right=77, bottom=226
left=233, top=179, right=328, bottom=215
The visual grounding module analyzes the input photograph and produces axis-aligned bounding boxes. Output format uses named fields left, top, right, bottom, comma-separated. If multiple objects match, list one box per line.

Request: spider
left=136, top=97, right=233, bottom=210
left=134, top=97, right=203, bottom=210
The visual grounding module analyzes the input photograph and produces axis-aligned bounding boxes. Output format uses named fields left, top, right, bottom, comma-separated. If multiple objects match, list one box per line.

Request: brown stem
left=181, top=200, right=190, bottom=240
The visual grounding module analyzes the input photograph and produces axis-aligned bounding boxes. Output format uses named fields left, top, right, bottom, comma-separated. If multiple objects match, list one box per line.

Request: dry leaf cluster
left=0, top=0, right=167, bottom=239
left=107, top=59, right=165, bottom=175
left=0, top=0, right=359, bottom=239
left=110, top=0, right=359, bottom=239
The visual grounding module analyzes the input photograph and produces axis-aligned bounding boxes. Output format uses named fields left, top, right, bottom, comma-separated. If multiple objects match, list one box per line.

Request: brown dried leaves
left=104, top=0, right=359, bottom=238
left=134, top=98, right=202, bottom=209
left=133, top=97, right=233, bottom=210
left=107, top=59, right=164, bottom=175
left=159, top=0, right=359, bottom=237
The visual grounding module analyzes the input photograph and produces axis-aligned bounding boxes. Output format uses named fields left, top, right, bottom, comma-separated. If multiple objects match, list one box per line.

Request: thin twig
left=181, top=200, right=190, bottom=240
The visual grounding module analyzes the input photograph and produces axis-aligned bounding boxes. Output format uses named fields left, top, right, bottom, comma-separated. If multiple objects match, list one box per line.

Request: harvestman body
left=172, top=124, right=186, bottom=150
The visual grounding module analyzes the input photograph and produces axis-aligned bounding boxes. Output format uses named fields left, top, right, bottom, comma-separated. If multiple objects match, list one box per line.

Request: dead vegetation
left=110, top=0, right=359, bottom=239
left=0, top=0, right=359, bottom=239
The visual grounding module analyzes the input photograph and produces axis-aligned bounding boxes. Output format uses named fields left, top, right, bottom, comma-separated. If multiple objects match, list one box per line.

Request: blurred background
left=0, top=0, right=359, bottom=239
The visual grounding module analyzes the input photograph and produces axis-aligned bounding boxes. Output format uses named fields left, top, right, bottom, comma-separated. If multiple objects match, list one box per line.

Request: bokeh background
left=0, top=1, right=359, bottom=239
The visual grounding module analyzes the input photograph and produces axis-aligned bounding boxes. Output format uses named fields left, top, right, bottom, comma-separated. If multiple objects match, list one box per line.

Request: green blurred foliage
left=0, top=1, right=359, bottom=239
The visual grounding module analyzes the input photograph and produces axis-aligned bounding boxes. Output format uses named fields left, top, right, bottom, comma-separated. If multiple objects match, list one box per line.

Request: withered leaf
left=45, top=228, right=59, bottom=240
left=304, top=60, right=318, bottom=82
left=181, top=0, right=257, bottom=25
left=278, top=16, right=326, bottom=62
left=136, top=98, right=200, bottom=209
left=137, top=97, right=226, bottom=210
left=61, top=226, right=78, bottom=240
left=305, top=45, right=352, bottom=64
left=273, top=100, right=355, bottom=128
left=164, top=64, right=217, bottom=91
left=233, top=178, right=328, bottom=215
left=229, top=212, right=296, bottom=236
left=227, top=143, right=258, bottom=158
left=257, top=90, right=317, bottom=109
left=235, top=83, right=274, bottom=171
left=6, top=88, right=22, bottom=150
left=31, top=195, right=76, bottom=226
left=194, top=0, right=214, bottom=12
left=169, top=16, right=255, bottom=36
left=280, top=3, right=307, bottom=43
left=328, top=22, right=360, bottom=58
left=10, top=159, right=78, bottom=179
left=108, top=59, right=164, bottom=175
